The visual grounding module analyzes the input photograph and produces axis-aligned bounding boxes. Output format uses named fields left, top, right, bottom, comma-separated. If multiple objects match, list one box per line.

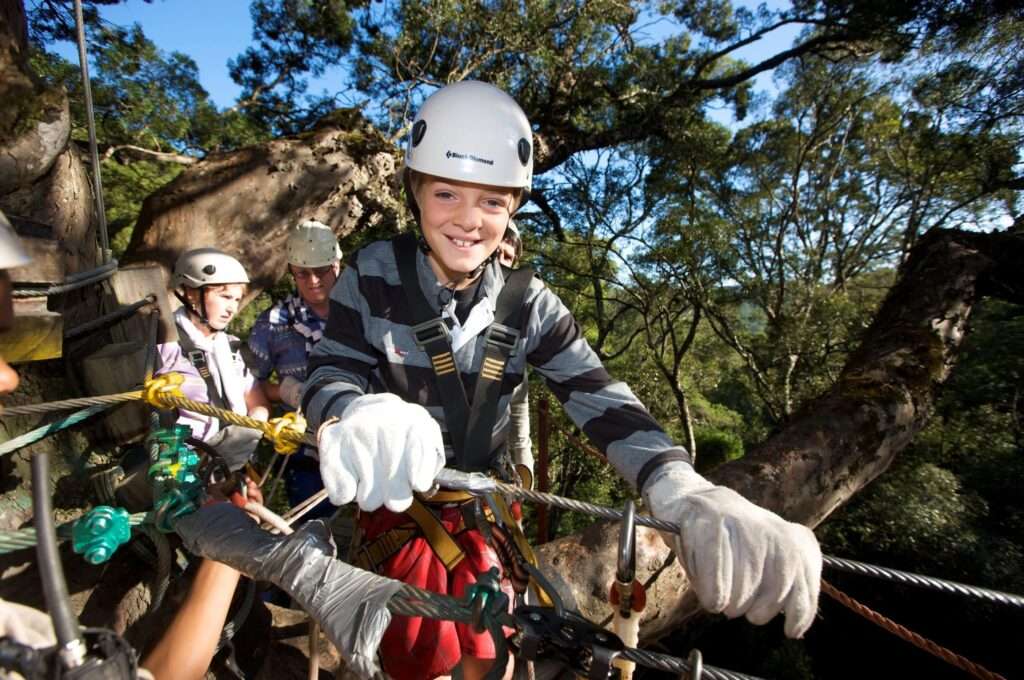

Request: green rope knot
left=72, top=506, right=131, bottom=564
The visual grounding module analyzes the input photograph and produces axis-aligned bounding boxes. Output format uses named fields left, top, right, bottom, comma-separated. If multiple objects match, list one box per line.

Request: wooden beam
left=0, top=298, right=62, bottom=363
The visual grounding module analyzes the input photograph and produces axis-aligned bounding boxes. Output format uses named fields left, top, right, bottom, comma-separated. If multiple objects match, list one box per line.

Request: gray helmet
left=286, top=220, right=342, bottom=268
left=172, top=248, right=250, bottom=290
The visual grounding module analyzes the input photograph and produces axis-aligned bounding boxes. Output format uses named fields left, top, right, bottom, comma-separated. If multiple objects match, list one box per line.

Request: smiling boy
left=302, top=81, right=821, bottom=680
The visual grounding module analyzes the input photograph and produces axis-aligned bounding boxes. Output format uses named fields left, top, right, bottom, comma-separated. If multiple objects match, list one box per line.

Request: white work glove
left=644, top=464, right=821, bottom=638
left=317, top=393, right=446, bottom=512
left=206, top=425, right=263, bottom=471
left=279, top=375, right=303, bottom=409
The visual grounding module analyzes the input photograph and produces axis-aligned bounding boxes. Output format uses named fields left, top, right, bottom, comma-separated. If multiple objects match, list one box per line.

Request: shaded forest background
left=2, top=0, right=1024, bottom=678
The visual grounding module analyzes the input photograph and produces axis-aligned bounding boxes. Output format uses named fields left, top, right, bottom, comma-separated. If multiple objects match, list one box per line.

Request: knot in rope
left=267, top=412, right=307, bottom=455
left=143, top=373, right=185, bottom=409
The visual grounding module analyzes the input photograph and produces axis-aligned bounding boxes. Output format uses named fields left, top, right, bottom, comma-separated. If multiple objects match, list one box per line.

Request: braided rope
left=821, top=580, right=1007, bottom=680
left=0, top=404, right=111, bottom=456
left=142, top=374, right=306, bottom=454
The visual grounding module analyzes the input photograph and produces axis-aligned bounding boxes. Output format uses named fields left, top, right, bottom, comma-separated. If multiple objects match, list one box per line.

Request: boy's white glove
left=278, top=375, right=303, bottom=409
left=317, top=393, right=446, bottom=512
left=644, top=464, right=821, bottom=638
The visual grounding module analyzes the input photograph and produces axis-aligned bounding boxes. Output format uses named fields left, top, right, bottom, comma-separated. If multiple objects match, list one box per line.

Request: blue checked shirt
left=248, top=294, right=326, bottom=382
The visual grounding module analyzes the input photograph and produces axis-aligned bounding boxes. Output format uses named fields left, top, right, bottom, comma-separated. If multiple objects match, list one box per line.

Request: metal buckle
left=486, top=322, right=520, bottom=354
left=410, top=318, right=450, bottom=348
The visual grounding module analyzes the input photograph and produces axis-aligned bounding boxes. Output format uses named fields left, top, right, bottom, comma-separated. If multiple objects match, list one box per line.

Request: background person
left=248, top=220, right=342, bottom=518
left=157, top=248, right=269, bottom=467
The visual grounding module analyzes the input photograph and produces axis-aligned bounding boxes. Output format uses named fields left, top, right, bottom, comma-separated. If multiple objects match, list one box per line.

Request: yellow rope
left=142, top=373, right=307, bottom=454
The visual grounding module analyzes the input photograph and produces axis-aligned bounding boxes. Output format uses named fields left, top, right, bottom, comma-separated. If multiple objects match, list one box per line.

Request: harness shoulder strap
left=462, top=267, right=534, bottom=471
left=175, top=323, right=229, bottom=412
left=393, top=234, right=471, bottom=457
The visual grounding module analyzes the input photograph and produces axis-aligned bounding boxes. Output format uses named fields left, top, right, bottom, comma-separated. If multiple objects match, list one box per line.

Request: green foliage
left=692, top=426, right=744, bottom=473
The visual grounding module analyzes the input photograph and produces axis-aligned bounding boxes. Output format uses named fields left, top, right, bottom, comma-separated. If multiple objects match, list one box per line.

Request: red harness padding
left=359, top=506, right=515, bottom=680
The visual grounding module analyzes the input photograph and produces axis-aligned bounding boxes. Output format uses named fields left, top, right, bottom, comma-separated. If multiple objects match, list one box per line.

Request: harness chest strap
left=175, top=322, right=230, bottom=413
left=393, top=233, right=534, bottom=472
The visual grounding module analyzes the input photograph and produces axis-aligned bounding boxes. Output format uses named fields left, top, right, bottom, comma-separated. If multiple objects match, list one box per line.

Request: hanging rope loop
left=267, top=412, right=306, bottom=455
left=142, top=373, right=185, bottom=408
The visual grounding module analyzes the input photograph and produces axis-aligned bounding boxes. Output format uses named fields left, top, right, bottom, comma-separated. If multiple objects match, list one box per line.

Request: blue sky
left=50, top=0, right=800, bottom=119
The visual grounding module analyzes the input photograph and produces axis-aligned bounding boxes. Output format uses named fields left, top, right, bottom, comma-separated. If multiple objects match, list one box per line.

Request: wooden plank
left=6, top=235, right=65, bottom=284
left=80, top=342, right=149, bottom=443
left=107, top=265, right=178, bottom=345
left=0, top=299, right=62, bottom=363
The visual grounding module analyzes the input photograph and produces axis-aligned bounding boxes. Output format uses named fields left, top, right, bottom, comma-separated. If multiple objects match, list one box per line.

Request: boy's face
left=416, top=175, right=514, bottom=283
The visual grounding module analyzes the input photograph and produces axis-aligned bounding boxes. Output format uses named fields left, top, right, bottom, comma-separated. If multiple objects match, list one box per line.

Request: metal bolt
left=529, top=613, right=543, bottom=622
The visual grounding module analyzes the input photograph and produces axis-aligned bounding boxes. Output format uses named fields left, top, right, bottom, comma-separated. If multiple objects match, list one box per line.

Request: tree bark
left=121, top=112, right=403, bottom=296
left=537, top=227, right=1024, bottom=642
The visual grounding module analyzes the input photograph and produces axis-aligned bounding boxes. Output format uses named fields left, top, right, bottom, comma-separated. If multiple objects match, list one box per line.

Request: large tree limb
left=121, top=110, right=403, bottom=296
left=100, top=144, right=198, bottom=166
left=537, top=227, right=1024, bottom=642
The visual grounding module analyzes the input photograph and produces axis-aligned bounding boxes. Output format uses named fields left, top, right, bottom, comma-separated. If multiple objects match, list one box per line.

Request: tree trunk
left=537, top=227, right=1024, bottom=642
left=121, top=111, right=403, bottom=296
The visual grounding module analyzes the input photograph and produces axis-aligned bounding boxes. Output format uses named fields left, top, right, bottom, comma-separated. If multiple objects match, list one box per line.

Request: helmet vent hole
left=202, top=265, right=216, bottom=275
left=517, top=138, right=531, bottom=166
left=412, top=120, right=427, bottom=147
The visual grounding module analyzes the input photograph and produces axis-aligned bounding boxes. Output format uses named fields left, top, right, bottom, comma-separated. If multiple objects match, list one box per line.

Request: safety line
left=0, top=404, right=111, bottom=456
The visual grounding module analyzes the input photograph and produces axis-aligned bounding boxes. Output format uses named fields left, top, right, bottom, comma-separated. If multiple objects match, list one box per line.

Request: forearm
left=142, top=559, right=240, bottom=680
left=259, top=379, right=281, bottom=404
left=245, top=383, right=271, bottom=418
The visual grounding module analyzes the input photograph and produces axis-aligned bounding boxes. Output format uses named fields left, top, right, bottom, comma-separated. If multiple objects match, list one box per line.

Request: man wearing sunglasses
left=249, top=220, right=342, bottom=517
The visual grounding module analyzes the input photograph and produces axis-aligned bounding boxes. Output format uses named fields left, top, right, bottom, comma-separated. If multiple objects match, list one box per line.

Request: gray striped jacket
left=301, top=239, right=690, bottom=491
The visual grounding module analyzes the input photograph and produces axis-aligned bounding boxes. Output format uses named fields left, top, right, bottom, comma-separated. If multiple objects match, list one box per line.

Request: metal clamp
left=486, top=322, right=520, bottom=354
left=410, top=318, right=451, bottom=348
left=685, top=649, right=703, bottom=680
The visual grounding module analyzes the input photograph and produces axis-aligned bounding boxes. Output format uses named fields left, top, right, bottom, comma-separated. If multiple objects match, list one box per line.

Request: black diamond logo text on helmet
left=412, top=120, right=427, bottom=147
left=518, top=138, right=531, bottom=166
left=202, top=264, right=216, bottom=275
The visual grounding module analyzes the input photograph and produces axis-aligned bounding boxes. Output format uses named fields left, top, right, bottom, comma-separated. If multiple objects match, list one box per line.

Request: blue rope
left=0, top=404, right=111, bottom=457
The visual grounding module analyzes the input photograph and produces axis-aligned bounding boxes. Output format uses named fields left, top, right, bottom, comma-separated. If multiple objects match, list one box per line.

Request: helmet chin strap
left=174, top=287, right=218, bottom=332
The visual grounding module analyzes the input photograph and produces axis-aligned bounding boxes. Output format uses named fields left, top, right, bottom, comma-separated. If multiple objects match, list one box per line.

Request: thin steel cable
left=0, top=513, right=149, bottom=554
left=11, top=393, right=1016, bottom=616
left=0, top=404, right=111, bottom=456
left=823, top=556, right=1024, bottom=609
left=822, top=580, right=1007, bottom=680
left=64, top=295, right=155, bottom=340
left=12, top=261, right=117, bottom=298
left=621, top=647, right=765, bottom=680
left=73, top=0, right=109, bottom=259
left=0, top=391, right=142, bottom=418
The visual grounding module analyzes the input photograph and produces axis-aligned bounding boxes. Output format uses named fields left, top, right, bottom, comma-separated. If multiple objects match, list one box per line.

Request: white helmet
left=0, top=210, right=31, bottom=270
left=172, top=248, right=250, bottom=290
left=286, top=220, right=342, bottom=268
left=404, top=81, right=533, bottom=193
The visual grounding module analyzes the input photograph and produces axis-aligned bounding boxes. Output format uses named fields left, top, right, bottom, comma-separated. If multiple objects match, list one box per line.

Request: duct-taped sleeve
left=173, top=504, right=402, bottom=678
